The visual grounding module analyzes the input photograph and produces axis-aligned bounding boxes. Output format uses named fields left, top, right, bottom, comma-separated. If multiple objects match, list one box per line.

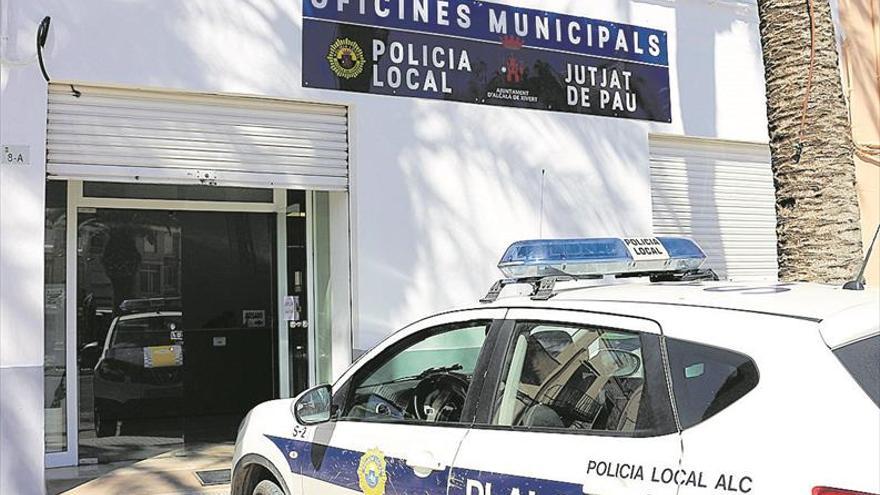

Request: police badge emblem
left=357, top=448, right=388, bottom=495
left=327, top=38, right=365, bottom=79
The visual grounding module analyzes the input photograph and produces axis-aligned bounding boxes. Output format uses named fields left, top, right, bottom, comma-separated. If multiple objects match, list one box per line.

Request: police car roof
left=487, top=279, right=879, bottom=323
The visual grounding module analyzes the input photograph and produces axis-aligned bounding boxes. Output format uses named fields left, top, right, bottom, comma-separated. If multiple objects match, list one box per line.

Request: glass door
left=179, top=211, right=277, bottom=445
left=45, top=182, right=74, bottom=468
left=76, top=208, right=186, bottom=463
left=73, top=208, right=280, bottom=461
left=45, top=181, right=347, bottom=468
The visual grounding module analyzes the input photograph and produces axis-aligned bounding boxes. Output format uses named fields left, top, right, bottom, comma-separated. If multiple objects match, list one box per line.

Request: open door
left=180, top=211, right=277, bottom=444
left=74, top=208, right=279, bottom=462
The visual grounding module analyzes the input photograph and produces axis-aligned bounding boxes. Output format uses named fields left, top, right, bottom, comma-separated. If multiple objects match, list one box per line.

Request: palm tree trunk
left=757, top=0, right=863, bottom=284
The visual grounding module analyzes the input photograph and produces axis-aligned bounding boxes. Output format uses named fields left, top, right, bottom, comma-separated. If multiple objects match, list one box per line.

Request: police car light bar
left=497, top=236, right=707, bottom=279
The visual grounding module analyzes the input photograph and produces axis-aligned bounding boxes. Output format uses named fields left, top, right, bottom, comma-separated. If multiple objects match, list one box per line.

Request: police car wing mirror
left=293, top=384, right=334, bottom=425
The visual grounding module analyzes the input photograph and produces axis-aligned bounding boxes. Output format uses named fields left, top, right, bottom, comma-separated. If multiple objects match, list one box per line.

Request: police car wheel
left=94, top=400, right=118, bottom=437
left=252, top=479, right=283, bottom=495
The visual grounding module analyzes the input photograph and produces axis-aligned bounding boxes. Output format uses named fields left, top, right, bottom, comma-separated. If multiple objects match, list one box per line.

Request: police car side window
left=491, top=322, right=676, bottom=436
left=339, top=320, right=490, bottom=424
left=665, top=338, right=759, bottom=429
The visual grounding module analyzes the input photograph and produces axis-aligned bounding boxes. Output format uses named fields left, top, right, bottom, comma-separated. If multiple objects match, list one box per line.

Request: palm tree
left=756, top=0, right=863, bottom=284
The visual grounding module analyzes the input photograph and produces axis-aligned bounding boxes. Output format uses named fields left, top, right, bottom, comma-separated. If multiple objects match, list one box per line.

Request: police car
left=89, top=310, right=184, bottom=437
left=232, top=237, right=880, bottom=495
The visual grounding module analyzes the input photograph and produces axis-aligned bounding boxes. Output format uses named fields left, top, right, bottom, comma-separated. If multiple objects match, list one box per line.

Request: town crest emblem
left=327, top=38, right=365, bottom=79
left=357, top=448, right=388, bottom=495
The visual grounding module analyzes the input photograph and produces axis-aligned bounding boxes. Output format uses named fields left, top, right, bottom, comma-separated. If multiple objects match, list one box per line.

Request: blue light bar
left=497, top=236, right=706, bottom=279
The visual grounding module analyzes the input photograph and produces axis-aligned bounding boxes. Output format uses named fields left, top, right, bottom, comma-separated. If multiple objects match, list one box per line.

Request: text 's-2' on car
left=232, top=236, right=880, bottom=495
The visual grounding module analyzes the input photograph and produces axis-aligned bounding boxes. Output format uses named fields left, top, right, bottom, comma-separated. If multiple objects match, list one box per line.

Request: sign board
left=302, top=0, right=670, bottom=122
left=622, top=237, right=669, bottom=261
left=283, top=295, right=300, bottom=322
left=243, top=310, right=267, bottom=328
left=2, top=145, right=30, bottom=166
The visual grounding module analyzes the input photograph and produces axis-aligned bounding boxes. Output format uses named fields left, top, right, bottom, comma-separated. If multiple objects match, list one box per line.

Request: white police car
left=232, top=237, right=880, bottom=495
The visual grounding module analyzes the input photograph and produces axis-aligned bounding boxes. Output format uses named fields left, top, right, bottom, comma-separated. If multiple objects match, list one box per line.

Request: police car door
left=300, top=308, right=507, bottom=494
left=449, top=308, right=682, bottom=495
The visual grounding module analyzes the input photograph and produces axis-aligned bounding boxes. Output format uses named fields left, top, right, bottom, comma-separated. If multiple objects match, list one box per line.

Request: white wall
left=0, top=0, right=769, bottom=489
left=1, top=2, right=51, bottom=492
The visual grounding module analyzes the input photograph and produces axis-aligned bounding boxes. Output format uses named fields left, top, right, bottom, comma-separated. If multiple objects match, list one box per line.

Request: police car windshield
left=360, top=363, right=464, bottom=388
left=111, top=315, right=182, bottom=349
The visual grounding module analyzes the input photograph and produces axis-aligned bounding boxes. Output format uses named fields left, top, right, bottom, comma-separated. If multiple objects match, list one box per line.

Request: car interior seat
left=519, top=403, right=565, bottom=428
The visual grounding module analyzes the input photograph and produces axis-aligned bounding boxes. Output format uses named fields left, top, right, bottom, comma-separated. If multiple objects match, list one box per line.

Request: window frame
left=471, top=308, right=678, bottom=439
left=331, top=316, right=506, bottom=428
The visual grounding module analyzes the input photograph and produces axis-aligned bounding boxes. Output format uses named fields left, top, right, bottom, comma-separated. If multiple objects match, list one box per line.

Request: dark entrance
left=76, top=208, right=277, bottom=463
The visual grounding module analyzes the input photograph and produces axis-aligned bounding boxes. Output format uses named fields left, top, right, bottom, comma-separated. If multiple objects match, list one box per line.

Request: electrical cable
left=794, top=0, right=817, bottom=163
left=854, top=143, right=880, bottom=165
left=36, top=16, right=51, bottom=82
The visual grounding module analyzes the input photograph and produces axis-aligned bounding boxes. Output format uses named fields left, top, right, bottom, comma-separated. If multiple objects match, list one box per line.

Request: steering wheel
left=410, top=373, right=469, bottom=423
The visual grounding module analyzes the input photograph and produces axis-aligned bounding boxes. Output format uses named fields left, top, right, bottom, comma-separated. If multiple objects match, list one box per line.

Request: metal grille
left=194, top=469, right=231, bottom=486
left=650, top=135, right=779, bottom=282
left=47, top=84, right=349, bottom=190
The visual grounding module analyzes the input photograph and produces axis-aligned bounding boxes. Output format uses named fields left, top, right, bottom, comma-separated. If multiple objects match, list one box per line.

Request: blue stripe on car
left=266, top=435, right=449, bottom=492
left=448, top=467, right=583, bottom=494
left=265, top=435, right=584, bottom=494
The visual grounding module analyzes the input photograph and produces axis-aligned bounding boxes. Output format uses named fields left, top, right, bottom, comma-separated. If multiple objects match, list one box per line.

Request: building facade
left=0, top=0, right=832, bottom=492
left=839, top=0, right=880, bottom=286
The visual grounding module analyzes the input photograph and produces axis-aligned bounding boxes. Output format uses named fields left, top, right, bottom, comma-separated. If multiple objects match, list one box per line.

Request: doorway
left=76, top=208, right=276, bottom=463
left=44, top=181, right=346, bottom=468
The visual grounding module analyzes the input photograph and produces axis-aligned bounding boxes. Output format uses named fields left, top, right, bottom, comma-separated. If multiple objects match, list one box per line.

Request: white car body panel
left=528, top=281, right=876, bottom=320
left=232, top=281, right=880, bottom=495
left=657, top=305, right=879, bottom=494
left=453, top=429, right=682, bottom=495
left=233, top=308, right=507, bottom=494
left=233, top=398, right=302, bottom=495
left=297, top=308, right=506, bottom=494
left=299, top=421, right=469, bottom=494
left=819, top=300, right=880, bottom=349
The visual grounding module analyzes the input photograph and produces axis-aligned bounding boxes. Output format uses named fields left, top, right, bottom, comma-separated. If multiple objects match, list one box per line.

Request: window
left=665, top=338, right=759, bottom=429
left=162, top=259, right=180, bottom=291
left=833, top=335, right=879, bottom=407
left=82, top=182, right=274, bottom=203
left=44, top=180, right=68, bottom=453
left=138, top=264, right=160, bottom=294
left=491, top=322, right=675, bottom=436
left=340, top=321, right=490, bottom=424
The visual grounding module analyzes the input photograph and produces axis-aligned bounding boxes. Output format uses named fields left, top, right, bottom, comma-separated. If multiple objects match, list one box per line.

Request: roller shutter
left=650, top=135, right=778, bottom=282
left=46, top=83, right=349, bottom=190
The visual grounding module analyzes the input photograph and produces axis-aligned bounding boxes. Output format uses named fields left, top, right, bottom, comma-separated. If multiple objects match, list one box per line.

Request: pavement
left=46, top=444, right=234, bottom=495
